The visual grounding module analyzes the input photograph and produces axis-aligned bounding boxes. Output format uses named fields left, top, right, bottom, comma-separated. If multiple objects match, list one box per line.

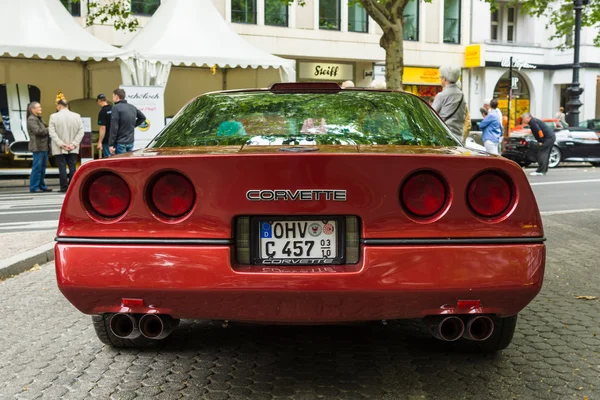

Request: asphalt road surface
left=0, top=165, right=599, bottom=399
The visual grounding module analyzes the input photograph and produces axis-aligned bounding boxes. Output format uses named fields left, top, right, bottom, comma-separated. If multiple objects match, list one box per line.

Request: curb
left=0, top=242, right=55, bottom=280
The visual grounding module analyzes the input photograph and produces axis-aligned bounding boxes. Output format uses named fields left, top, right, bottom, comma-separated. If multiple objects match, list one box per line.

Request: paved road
left=1, top=166, right=600, bottom=399
left=0, top=165, right=599, bottom=234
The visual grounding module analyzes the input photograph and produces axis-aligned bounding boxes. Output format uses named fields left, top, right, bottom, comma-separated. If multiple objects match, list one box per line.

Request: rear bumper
left=55, top=243, right=545, bottom=322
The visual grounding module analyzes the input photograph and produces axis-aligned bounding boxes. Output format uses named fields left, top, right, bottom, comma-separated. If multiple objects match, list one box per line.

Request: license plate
left=253, top=218, right=343, bottom=265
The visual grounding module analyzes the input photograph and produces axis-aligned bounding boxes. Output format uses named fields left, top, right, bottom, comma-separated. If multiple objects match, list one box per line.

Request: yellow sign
left=403, top=67, right=440, bottom=85
left=465, top=44, right=484, bottom=68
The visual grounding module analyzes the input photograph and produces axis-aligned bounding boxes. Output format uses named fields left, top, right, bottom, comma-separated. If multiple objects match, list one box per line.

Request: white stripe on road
left=1, top=220, right=58, bottom=226
left=0, top=209, right=62, bottom=215
left=530, top=179, right=600, bottom=186
left=0, top=221, right=58, bottom=231
left=541, top=208, right=600, bottom=216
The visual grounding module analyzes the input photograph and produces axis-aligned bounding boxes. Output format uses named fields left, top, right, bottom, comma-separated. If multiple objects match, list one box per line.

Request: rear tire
left=590, top=162, right=600, bottom=167
left=92, top=314, right=162, bottom=348
left=548, top=146, right=562, bottom=168
left=461, top=315, right=518, bottom=353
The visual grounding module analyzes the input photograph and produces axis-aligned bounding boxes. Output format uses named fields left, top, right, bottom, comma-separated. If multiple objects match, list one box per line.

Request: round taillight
left=87, top=173, right=130, bottom=218
left=401, top=172, right=447, bottom=218
left=150, top=172, right=195, bottom=218
left=467, top=172, right=512, bottom=218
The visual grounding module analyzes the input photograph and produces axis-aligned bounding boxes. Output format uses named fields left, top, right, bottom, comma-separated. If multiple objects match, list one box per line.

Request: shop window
left=348, top=3, right=368, bottom=33
left=232, top=0, right=257, bottom=24
left=265, top=0, right=288, bottom=26
left=319, top=0, right=341, bottom=30
left=61, top=0, right=81, bottom=16
left=443, top=0, right=460, bottom=44
left=403, top=0, right=419, bottom=41
left=131, top=0, right=161, bottom=16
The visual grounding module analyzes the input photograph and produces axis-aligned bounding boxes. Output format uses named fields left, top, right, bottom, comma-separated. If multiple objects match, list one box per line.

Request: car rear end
left=55, top=84, right=545, bottom=350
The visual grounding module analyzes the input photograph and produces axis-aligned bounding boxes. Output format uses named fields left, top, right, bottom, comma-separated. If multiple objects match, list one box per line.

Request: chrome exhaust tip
left=139, top=314, right=179, bottom=340
left=109, top=313, right=141, bottom=339
left=429, top=316, right=465, bottom=342
left=463, top=316, right=494, bottom=341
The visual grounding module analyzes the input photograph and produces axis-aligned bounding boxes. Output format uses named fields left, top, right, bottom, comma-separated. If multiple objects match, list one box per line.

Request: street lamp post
left=565, top=0, right=586, bottom=126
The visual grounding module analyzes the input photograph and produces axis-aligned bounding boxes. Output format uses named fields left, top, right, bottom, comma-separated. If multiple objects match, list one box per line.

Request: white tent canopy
left=0, top=0, right=129, bottom=61
left=120, top=0, right=295, bottom=85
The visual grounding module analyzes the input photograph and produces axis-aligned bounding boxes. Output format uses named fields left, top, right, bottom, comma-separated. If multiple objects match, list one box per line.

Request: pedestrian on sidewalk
left=108, top=88, right=146, bottom=155
left=432, top=66, right=466, bottom=143
left=96, top=94, right=112, bottom=158
left=479, top=107, right=503, bottom=155
left=522, top=112, right=556, bottom=176
left=555, top=106, right=566, bottom=125
left=49, top=99, right=84, bottom=192
left=26, top=102, right=52, bottom=193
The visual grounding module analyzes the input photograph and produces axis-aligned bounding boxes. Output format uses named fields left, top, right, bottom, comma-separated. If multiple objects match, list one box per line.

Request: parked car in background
left=502, top=125, right=600, bottom=168
left=579, top=119, right=600, bottom=137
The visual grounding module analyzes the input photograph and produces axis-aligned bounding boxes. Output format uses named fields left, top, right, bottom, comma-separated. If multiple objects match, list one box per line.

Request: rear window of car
left=148, top=91, right=457, bottom=148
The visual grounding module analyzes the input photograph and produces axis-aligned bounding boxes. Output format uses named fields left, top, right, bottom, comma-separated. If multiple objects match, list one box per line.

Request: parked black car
left=502, top=126, right=600, bottom=168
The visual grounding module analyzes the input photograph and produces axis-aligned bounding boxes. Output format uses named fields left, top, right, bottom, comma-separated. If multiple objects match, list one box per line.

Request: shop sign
left=465, top=44, right=484, bottom=68
left=298, top=62, right=354, bottom=81
left=120, top=85, right=166, bottom=150
left=501, top=57, right=536, bottom=71
left=373, top=65, right=440, bottom=85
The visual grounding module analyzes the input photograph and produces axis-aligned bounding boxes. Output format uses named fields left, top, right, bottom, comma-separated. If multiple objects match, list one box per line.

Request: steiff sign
left=298, top=62, right=354, bottom=81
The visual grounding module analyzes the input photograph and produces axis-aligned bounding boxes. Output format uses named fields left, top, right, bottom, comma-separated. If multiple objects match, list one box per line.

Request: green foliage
left=149, top=91, right=456, bottom=148
left=71, top=0, right=140, bottom=32
left=486, top=0, right=600, bottom=49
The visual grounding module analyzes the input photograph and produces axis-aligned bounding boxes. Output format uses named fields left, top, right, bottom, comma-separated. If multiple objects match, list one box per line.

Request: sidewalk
left=0, top=230, right=55, bottom=280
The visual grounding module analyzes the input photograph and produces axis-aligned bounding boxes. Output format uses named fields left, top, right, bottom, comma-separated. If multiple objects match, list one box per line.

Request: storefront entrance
left=493, top=71, right=530, bottom=129
left=374, top=65, right=442, bottom=103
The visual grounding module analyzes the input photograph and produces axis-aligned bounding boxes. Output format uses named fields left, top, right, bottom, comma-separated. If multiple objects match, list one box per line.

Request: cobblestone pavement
left=1, top=213, right=599, bottom=400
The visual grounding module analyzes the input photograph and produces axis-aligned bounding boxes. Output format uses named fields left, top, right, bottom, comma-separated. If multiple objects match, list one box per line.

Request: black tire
left=520, top=161, right=532, bottom=168
left=548, top=146, right=562, bottom=168
left=461, top=315, right=518, bottom=353
left=92, top=314, right=162, bottom=349
left=590, top=162, right=600, bottom=167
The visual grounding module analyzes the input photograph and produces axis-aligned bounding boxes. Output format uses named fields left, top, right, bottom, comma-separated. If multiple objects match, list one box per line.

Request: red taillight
left=87, top=173, right=130, bottom=218
left=519, top=139, right=527, bottom=145
left=401, top=172, right=447, bottom=218
left=467, top=172, right=512, bottom=218
left=149, top=172, right=195, bottom=218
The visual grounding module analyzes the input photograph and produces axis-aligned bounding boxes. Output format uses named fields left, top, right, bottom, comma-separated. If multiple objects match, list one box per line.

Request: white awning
left=121, top=0, right=296, bottom=71
left=0, top=0, right=129, bottom=61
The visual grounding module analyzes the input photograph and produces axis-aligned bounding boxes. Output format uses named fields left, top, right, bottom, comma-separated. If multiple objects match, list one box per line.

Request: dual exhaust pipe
left=428, top=315, right=494, bottom=342
left=109, top=313, right=179, bottom=340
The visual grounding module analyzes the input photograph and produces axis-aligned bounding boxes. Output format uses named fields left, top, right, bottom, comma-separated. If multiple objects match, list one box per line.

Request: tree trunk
left=380, top=25, right=404, bottom=90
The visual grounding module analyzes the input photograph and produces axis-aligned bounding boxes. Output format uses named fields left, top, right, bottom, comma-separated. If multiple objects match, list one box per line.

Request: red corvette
left=55, top=83, right=545, bottom=352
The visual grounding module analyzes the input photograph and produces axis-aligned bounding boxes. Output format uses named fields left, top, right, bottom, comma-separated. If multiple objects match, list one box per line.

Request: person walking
left=27, top=102, right=52, bottom=193
left=521, top=112, right=556, bottom=176
left=555, top=106, right=566, bottom=125
left=432, top=66, right=466, bottom=142
left=108, top=88, right=146, bottom=155
left=96, top=94, right=112, bottom=158
left=49, top=99, right=84, bottom=192
left=479, top=107, right=503, bottom=155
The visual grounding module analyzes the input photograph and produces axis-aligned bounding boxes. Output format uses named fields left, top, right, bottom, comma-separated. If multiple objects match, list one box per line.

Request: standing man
left=96, top=94, right=112, bottom=158
left=49, top=100, right=84, bottom=192
left=432, top=66, right=466, bottom=142
left=27, top=102, right=52, bottom=193
left=109, top=88, right=146, bottom=155
left=521, top=112, right=556, bottom=176
left=489, top=99, right=503, bottom=125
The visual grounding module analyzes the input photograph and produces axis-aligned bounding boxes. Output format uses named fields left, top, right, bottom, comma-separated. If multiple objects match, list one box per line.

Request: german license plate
left=254, top=218, right=343, bottom=265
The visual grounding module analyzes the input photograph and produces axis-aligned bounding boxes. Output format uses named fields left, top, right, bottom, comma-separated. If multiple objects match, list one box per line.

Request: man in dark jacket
left=27, top=102, right=52, bottom=193
left=96, top=94, right=112, bottom=158
left=522, top=113, right=556, bottom=176
left=108, top=88, right=146, bottom=155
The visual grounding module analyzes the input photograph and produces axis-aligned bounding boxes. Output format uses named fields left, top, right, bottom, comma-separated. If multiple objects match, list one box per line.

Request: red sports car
left=55, top=83, right=545, bottom=352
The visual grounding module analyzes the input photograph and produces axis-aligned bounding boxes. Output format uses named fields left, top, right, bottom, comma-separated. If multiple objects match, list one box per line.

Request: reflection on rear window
left=149, top=91, right=457, bottom=148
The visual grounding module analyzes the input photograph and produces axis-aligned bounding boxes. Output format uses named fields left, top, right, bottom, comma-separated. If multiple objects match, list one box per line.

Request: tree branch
left=358, top=0, right=392, bottom=28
